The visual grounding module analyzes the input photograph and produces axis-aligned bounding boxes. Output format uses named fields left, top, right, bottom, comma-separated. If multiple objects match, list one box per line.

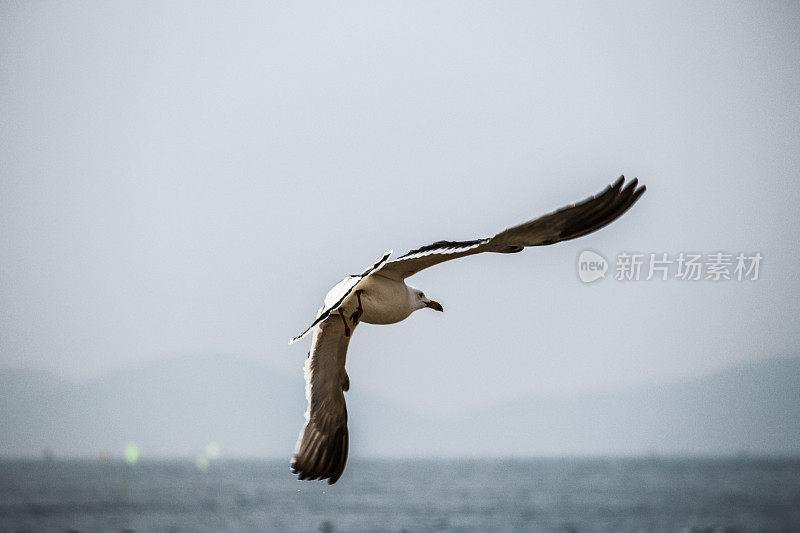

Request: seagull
left=289, top=176, right=645, bottom=484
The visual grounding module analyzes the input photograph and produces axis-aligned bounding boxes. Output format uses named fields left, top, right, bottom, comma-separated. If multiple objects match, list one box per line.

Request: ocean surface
left=1, top=458, right=798, bottom=532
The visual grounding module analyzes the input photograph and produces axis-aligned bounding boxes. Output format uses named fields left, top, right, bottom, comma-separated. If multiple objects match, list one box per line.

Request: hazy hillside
left=1, top=355, right=798, bottom=459
left=428, top=356, right=800, bottom=456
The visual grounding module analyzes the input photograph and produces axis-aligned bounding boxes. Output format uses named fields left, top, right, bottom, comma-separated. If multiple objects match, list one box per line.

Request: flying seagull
left=290, top=176, right=645, bottom=484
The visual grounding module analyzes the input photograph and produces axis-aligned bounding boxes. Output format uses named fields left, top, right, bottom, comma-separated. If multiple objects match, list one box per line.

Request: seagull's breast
left=358, top=274, right=414, bottom=325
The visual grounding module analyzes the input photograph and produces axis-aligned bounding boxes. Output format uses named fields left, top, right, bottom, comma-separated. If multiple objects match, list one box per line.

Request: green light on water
left=124, top=442, right=140, bottom=465
left=195, top=453, right=210, bottom=471
left=204, top=442, right=221, bottom=460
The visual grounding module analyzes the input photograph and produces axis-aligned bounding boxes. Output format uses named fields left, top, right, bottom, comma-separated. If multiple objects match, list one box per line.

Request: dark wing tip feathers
left=291, top=424, right=349, bottom=485
left=553, top=175, right=645, bottom=243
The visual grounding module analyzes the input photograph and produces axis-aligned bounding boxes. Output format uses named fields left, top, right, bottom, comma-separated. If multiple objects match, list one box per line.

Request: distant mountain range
left=1, top=355, right=798, bottom=459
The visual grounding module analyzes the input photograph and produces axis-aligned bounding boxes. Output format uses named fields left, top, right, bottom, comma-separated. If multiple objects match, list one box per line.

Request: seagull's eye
left=419, top=292, right=425, bottom=298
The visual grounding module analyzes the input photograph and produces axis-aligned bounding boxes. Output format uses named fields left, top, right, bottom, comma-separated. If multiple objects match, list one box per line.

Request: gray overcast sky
left=2, top=1, right=799, bottom=415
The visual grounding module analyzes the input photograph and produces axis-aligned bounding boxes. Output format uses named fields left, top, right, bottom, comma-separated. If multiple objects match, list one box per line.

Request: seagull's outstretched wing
left=378, top=176, right=645, bottom=280
left=291, top=315, right=352, bottom=484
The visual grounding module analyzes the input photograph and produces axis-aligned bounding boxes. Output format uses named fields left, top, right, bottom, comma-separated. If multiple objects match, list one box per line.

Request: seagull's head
left=410, top=287, right=443, bottom=313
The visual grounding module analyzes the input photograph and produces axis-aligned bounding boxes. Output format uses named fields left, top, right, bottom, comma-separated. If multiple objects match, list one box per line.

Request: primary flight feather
left=290, top=176, right=645, bottom=484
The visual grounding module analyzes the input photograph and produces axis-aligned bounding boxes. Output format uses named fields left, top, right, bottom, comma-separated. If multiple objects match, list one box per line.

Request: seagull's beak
left=425, top=299, right=444, bottom=312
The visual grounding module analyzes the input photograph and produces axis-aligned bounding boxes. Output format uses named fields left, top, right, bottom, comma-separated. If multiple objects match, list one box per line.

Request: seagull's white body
left=328, top=274, right=420, bottom=325
left=290, top=176, right=646, bottom=484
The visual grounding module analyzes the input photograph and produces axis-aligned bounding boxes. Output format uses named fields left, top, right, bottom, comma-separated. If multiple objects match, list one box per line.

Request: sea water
left=1, top=458, right=798, bottom=532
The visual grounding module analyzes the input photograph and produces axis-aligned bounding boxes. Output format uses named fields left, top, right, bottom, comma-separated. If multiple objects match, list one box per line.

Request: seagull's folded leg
left=338, top=310, right=351, bottom=337
left=350, top=290, right=364, bottom=325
